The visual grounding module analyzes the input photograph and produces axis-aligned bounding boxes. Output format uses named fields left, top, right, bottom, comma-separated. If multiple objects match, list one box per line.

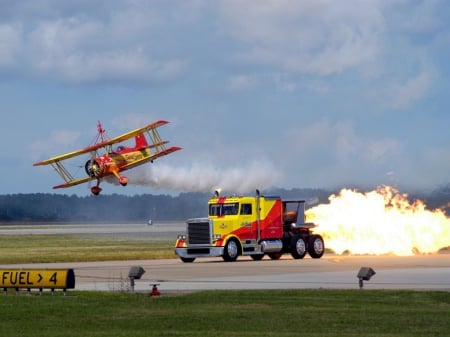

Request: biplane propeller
left=34, top=120, right=181, bottom=195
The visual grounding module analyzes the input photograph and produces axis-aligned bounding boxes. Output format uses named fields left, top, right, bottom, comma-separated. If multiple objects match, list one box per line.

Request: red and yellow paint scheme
left=175, top=190, right=324, bottom=263
left=34, top=120, right=181, bottom=195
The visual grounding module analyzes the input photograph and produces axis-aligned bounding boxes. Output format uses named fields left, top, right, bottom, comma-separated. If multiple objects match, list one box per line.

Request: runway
left=2, top=254, right=449, bottom=293
left=1, top=223, right=449, bottom=293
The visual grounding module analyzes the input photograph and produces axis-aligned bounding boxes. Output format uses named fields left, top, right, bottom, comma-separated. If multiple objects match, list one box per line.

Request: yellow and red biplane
left=34, top=120, right=181, bottom=195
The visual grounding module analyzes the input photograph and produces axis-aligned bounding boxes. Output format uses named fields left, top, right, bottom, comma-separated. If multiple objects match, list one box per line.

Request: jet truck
left=175, top=190, right=325, bottom=262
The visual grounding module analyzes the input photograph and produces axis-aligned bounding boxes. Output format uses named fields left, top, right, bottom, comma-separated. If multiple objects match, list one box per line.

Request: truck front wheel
left=223, top=239, right=240, bottom=262
left=290, top=235, right=307, bottom=259
left=308, top=235, right=325, bottom=258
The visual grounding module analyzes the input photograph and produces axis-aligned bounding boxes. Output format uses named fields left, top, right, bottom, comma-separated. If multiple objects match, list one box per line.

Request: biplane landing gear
left=91, top=186, right=102, bottom=195
left=119, top=176, right=128, bottom=186
left=91, top=179, right=102, bottom=195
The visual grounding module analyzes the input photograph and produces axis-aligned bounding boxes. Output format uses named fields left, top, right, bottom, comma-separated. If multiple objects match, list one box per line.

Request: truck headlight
left=177, top=234, right=187, bottom=241
left=212, top=234, right=221, bottom=240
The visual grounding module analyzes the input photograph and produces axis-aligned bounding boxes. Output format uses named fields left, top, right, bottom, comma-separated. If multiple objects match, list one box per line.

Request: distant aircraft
left=34, top=120, right=181, bottom=195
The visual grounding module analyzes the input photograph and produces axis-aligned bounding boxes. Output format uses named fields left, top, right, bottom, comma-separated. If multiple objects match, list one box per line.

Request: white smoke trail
left=126, top=161, right=281, bottom=194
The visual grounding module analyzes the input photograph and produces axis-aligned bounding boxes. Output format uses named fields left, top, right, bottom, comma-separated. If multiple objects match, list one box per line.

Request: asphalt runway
left=1, top=223, right=449, bottom=293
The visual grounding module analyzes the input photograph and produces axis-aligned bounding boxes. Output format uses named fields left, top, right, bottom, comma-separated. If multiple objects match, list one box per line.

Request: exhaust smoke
left=127, top=161, right=281, bottom=194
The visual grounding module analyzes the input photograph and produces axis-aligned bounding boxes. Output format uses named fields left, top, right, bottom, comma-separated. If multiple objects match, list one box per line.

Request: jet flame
left=307, top=186, right=450, bottom=256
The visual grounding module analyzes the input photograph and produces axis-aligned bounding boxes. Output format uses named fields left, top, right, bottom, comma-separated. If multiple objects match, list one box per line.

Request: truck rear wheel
left=250, top=254, right=264, bottom=261
left=223, top=239, right=240, bottom=262
left=290, top=235, right=307, bottom=259
left=268, top=252, right=282, bottom=260
left=308, top=235, right=325, bottom=258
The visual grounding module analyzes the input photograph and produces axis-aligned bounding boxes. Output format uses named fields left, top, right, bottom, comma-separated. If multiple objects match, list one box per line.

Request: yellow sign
left=0, top=269, right=75, bottom=289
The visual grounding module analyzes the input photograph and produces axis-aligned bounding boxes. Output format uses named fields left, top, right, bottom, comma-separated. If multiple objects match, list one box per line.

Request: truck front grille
left=187, top=219, right=211, bottom=245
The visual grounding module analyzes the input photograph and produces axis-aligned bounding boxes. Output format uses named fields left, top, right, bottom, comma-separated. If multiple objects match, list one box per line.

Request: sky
left=1, top=0, right=450, bottom=196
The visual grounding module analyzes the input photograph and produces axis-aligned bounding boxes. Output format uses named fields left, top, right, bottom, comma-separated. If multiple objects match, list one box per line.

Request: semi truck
left=175, top=189, right=325, bottom=262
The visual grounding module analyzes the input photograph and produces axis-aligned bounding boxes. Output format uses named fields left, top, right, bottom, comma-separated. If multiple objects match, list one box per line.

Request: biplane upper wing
left=104, top=120, right=170, bottom=146
left=33, top=120, right=170, bottom=166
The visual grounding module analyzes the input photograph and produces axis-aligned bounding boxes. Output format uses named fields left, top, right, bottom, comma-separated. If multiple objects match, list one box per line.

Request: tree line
left=0, top=188, right=332, bottom=223
left=0, top=192, right=209, bottom=223
left=0, top=185, right=449, bottom=223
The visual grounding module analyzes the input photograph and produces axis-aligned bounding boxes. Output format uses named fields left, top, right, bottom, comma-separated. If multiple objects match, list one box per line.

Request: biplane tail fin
left=134, top=134, right=149, bottom=150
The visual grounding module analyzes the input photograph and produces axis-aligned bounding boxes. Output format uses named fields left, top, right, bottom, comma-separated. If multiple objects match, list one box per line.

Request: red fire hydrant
left=149, top=284, right=160, bottom=297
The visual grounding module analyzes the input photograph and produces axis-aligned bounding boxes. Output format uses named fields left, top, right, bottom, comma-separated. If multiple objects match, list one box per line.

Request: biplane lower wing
left=53, top=176, right=93, bottom=189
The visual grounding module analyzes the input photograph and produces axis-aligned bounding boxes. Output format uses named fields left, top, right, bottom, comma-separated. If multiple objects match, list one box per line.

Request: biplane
left=33, top=120, right=181, bottom=195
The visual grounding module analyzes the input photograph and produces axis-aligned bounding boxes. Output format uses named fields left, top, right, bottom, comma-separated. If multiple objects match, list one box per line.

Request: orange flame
left=306, top=186, right=450, bottom=256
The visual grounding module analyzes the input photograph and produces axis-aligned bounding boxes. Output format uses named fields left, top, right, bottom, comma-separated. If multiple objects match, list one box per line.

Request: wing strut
left=50, top=161, right=75, bottom=183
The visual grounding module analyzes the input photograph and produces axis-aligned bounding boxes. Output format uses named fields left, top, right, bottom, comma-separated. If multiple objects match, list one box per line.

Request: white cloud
left=274, top=73, right=297, bottom=92
left=58, top=49, right=184, bottom=84
left=385, top=69, right=433, bottom=110
left=334, top=122, right=360, bottom=160
left=364, top=138, right=402, bottom=162
left=218, top=0, right=386, bottom=76
left=0, top=24, right=22, bottom=66
left=25, top=16, right=186, bottom=84
left=227, top=75, right=257, bottom=92
left=111, top=113, right=165, bottom=132
left=50, top=130, right=81, bottom=147
left=29, top=129, right=81, bottom=161
left=388, top=0, right=444, bottom=34
left=281, top=118, right=407, bottom=188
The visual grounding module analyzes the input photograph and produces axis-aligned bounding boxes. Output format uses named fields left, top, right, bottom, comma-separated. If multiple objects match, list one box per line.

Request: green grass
left=0, top=289, right=449, bottom=337
left=0, top=234, right=175, bottom=264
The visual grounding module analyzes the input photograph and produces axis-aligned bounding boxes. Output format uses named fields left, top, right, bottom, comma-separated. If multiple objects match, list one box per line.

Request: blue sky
left=1, top=0, right=449, bottom=196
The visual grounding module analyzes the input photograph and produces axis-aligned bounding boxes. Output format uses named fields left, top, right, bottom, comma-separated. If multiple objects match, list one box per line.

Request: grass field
left=0, top=289, right=449, bottom=337
left=0, top=234, right=175, bottom=264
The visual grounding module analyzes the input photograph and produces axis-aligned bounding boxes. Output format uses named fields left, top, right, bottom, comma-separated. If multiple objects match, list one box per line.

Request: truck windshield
left=209, top=203, right=239, bottom=216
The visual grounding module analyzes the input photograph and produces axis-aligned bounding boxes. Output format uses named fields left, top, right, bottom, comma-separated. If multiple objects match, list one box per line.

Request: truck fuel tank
left=260, top=240, right=283, bottom=253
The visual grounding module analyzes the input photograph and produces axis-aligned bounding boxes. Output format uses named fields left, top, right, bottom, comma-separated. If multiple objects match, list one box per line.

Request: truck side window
left=241, top=203, right=252, bottom=215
